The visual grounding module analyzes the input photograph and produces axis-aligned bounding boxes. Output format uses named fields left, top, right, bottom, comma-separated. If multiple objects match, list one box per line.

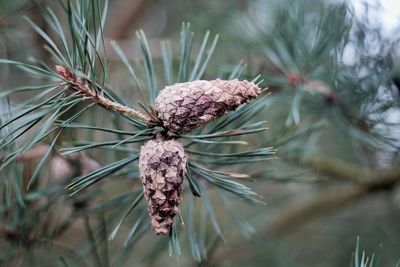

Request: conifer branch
left=259, top=167, right=400, bottom=236
left=207, top=164, right=400, bottom=264
left=55, top=65, right=155, bottom=124
left=0, top=222, right=92, bottom=267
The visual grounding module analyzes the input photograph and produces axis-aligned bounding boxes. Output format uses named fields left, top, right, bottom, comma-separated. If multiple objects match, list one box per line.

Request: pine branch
left=264, top=185, right=365, bottom=234
left=206, top=164, right=400, bottom=264
left=55, top=65, right=155, bottom=123
left=0, top=221, right=93, bottom=267
left=262, top=165, right=400, bottom=235
left=1, top=1, right=272, bottom=260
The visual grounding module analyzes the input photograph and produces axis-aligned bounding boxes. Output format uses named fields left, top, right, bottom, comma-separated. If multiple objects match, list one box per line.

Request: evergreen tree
left=0, top=0, right=399, bottom=266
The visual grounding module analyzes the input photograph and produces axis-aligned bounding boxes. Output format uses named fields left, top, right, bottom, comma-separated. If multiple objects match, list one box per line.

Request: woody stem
left=56, top=65, right=154, bottom=123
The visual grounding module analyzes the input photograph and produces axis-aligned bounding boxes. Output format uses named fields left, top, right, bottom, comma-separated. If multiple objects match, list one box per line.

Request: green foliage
left=352, top=238, right=400, bottom=267
left=0, top=0, right=399, bottom=266
left=0, top=0, right=275, bottom=265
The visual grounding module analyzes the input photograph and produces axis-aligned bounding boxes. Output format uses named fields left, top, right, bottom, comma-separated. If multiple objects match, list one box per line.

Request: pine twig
left=264, top=161, right=400, bottom=234
left=206, top=164, right=400, bottom=264
left=0, top=221, right=93, bottom=267
left=55, top=65, right=154, bottom=124
left=265, top=185, right=365, bottom=234
left=263, top=165, right=400, bottom=235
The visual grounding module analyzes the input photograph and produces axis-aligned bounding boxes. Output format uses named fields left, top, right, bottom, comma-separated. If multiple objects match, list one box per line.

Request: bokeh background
left=0, top=0, right=399, bottom=266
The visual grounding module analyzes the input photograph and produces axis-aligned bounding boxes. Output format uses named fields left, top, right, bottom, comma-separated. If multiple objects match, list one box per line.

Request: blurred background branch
left=0, top=0, right=399, bottom=266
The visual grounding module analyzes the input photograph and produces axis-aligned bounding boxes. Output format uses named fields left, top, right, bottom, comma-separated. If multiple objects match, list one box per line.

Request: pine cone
left=155, top=79, right=262, bottom=133
left=139, top=137, right=188, bottom=235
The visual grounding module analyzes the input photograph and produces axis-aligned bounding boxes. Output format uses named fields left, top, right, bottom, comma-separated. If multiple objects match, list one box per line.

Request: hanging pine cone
left=155, top=79, right=262, bottom=133
left=138, top=136, right=188, bottom=235
left=139, top=79, right=261, bottom=234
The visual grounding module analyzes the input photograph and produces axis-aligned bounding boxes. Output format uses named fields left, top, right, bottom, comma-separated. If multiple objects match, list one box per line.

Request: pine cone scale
left=155, top=79, right=262, bottom=133
left=139, top=138, right=187, bottom=235
left=139, top=79, right=261, bottom=234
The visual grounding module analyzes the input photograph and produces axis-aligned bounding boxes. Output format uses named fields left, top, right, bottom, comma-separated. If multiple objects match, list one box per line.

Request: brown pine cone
left=138, top=136, right=188, bottom=235
left=155, top=79, right=262, bottom=133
